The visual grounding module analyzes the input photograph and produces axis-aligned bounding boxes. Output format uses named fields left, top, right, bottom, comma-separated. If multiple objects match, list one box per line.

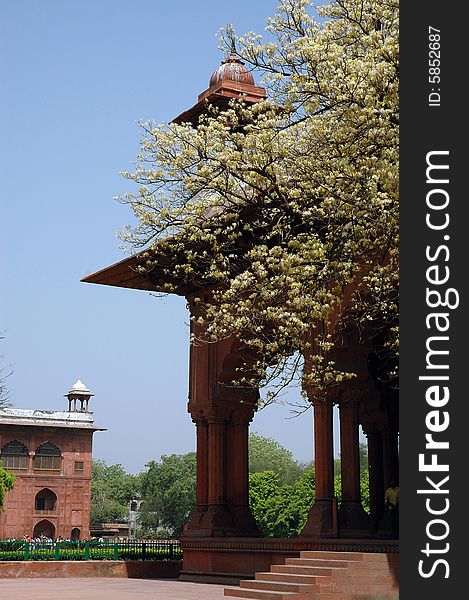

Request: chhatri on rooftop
left=0, top=379, right=105, bottom=431
left=81, top=48, right=267, bottom=294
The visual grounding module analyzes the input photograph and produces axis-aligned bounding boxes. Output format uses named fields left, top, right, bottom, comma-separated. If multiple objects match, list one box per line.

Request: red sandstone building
left=0, top=380, right=104, bottom=540
left=82, top=49, right=399, bottom=588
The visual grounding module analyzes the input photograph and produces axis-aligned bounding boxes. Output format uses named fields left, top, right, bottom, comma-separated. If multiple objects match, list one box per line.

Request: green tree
left=90, top=460, right=140, bottom=524
left=138, top=453, right=196, bottom=537
left=249, top=467, right=315, bottom=537
left=249, top=433, right=304, bottom=485
left=118, top=0, right=399, bottom=400
left=248, top=471, right=280, bottom=535
left=0, top=462, right=15, bottom=510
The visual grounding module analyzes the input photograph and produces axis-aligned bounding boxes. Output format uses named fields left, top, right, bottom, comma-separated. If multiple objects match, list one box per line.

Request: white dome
left=65, top=379, right=93, bottom=397
left=71, top=379, right=89, bottom=392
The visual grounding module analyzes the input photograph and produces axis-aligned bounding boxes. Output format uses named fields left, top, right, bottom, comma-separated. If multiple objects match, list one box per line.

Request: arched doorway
left=71, top=528, right=81, bottom=541
left=35, top=488, right=57, bottom=512
left=33, top=519, right=55, bottom=539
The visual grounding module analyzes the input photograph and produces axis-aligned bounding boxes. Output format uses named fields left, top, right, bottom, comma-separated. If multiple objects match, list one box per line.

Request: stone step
left=224, top=551, right=399, bottom=600
left=285, top=558, right=349, bottom=569
left=324, top=583, right=398, bottom=594
left=299, top=551, right=363, bottom=561
left=224, top=587, right=300, bottom=599
left=325, top=574, right=397, bottom=586
left=287, top=558, right=351, bottom=568
left=316, top=591, right=399, bottom=600
left=241, top=578, right=319, bottom=593
left=271, top=564, right=340, bottom=576
left=296, top=596, right=344, bottom=600
left=291, top=591, right=397, bottom=600
left=256, top=571, right=330, bottom=585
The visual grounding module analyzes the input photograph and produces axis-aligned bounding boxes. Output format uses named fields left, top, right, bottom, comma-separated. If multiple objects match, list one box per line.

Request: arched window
left=35, top=488, right=57, bottom=511
left=0, top=440, right=29, bottom=470
left=71, top=528, right=81, bottom=541
left=33, top=442, right=61, bottom=471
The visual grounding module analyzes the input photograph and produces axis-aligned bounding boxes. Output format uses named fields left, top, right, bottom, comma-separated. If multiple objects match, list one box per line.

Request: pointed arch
left=34, top=488, right=57, bottom=512
left=33, top=519, right=55, bottom=539
left=0, top=440, right=29, bottom=470
left=33, top=441, right=62, bottom=471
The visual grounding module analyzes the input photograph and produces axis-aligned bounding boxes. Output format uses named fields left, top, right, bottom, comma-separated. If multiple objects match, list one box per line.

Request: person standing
left=385, top=479, right=399, bottom=539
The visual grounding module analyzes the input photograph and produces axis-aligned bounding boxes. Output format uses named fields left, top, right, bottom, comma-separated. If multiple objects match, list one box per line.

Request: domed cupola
left=65, top=379, right=94, bottom=413
left=170, top=45, right=266, bottom=126
left=209, top=53, right=255, bottom=87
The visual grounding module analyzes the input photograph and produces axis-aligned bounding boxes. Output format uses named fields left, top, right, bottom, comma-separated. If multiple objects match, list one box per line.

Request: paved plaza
left=0, top=578, right=235, bottom=599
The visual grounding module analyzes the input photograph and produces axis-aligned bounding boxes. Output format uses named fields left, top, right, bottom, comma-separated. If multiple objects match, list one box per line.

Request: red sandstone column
left=226, top=421, right=248, bottom=506
left=378, top=423, right=399, bottom=538
left=200, top=417, right=234, bottom=534
left=300, top=399, right=337, bottom=538
left=340, top=402, right=360, bottom=502
left=382, top=425, right=399, bottom=487
left=225, top=408, right=260, bottom=536
left=196, top=421, right=208, bottom=507
left=338, top=396, right=371, bottom=537
left=184, top=305, right=259, bottom=537
left=186, top=419, right=208, bottom=532
left=365, top=425, right=385, bottom=530
left=314, top=401, right=335, bottom=500
left=207, top=420, right=225, bottom=505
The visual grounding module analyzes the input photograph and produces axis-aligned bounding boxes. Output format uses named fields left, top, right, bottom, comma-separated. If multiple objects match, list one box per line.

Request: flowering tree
left=118, top=0, right=399, bottom=400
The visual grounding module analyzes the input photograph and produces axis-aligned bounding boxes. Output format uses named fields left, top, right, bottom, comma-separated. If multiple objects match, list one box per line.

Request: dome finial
left=229, top=37, right=237, bottom=57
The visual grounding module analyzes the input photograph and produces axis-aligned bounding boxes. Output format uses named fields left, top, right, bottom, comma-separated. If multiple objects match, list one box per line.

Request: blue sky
left=0, top=0, right=345, bottom=473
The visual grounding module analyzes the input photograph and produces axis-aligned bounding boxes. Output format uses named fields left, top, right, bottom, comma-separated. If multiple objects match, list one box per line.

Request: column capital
left=302, top=383, right=335, bottom=405
left=311, top=399, right=334, bottom=417
left=339, top=391, right=362, bottom=407
left=311, top=396, right=334, bottom=407
left=188, top=408, right=208, bottom=424
left=361, top=418, right=384, bottom=436
left=337, top=381, right=376, bottom=407
left=230, top=404, right=257, bottom=425
left=188, top=407, right=227, bottom=424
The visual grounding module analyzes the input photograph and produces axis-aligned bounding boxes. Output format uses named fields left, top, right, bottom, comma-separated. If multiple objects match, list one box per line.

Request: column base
left=299, top=499, right=338, bottom=538
left=230, top=505, right=262, bottom=537
left=370, top=508, right=385, bottom=533
left=184, top=506, right=208, bottom=536
left=183, top=505, right=233, bottom=537
left=185, top=504, right=260, bottom=537
left=200, top=505, right=234, bottom=536
left=377, top=510, right=399, bottom=539
left=338, top=501, right=373, bottom=538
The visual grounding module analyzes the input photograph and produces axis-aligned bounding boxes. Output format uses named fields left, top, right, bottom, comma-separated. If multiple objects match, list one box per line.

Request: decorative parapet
left=180, top=536, right=399, bottom=554
left=0, top=408, right=100, bottom=429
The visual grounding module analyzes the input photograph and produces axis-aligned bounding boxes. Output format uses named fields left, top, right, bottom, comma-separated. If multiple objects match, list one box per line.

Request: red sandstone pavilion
left=0, top=380, right=104, bottom=540
left=82, top=51, right=399, bottom=595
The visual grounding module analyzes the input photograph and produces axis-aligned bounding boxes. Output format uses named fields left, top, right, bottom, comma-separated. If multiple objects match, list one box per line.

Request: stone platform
left=0, top=559, right=182, bottom=579
left=180, top=537, right=398, bottom=584
left=0, top=577, right=233, bottom=599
